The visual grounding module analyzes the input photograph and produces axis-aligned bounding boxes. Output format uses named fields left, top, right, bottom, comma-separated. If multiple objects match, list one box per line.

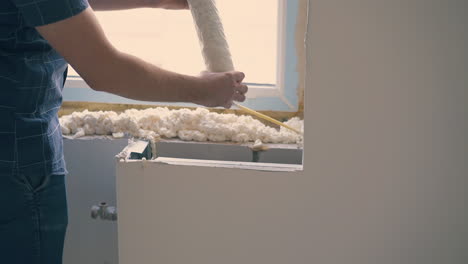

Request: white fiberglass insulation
left=59, top=108, right=303, bottom=144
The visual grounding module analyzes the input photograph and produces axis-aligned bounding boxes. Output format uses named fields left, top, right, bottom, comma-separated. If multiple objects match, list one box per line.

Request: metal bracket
left=128, top=140, right=152, bottom=160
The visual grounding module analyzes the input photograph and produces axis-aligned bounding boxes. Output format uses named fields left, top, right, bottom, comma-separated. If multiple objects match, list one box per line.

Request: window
left=64, top=0, right=302, bottom=111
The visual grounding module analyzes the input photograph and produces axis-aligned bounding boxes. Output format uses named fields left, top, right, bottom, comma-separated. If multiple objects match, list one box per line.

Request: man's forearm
left=91, top=50, right=201, bottom=103
left=38, top=7, right=199, bottom=104
left=37, top=7, right=246, bottom=108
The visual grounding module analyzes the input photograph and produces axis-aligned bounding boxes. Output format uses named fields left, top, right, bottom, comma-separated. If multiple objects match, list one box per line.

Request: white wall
left=306, top=0, right=467, bottom=263
left=116, top=1, right=468, bottom=264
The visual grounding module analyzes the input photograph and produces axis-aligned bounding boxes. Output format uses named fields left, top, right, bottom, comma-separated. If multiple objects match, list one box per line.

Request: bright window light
left=69, top=1, right=278, bottom=85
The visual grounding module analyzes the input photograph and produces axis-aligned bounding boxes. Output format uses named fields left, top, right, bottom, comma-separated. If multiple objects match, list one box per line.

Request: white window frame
left=64, top=0, right=302, bottom=112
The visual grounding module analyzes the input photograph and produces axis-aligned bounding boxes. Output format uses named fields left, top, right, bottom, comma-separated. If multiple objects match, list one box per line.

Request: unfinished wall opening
left=60, top=0, right=308, bottom=169
left=61, top=106, right=304, bottom=168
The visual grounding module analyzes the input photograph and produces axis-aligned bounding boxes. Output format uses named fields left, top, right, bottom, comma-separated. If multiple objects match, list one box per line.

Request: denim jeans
left=0, top=170, right=68, bottom=264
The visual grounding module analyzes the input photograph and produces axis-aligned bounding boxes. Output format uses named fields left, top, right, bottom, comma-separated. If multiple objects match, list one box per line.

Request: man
left=0, top=0, right=248, bottom=263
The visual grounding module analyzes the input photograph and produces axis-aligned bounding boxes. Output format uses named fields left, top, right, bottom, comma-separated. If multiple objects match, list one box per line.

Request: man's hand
left=194, top=71, right=248, bottom=109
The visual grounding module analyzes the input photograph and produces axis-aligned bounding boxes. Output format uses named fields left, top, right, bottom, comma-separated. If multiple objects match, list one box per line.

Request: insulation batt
left=60, top=108, right=304, bottom=144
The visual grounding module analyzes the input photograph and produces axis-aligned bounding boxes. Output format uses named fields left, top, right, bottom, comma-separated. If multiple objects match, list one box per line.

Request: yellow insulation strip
left=233, top=102, right=303, bottom=135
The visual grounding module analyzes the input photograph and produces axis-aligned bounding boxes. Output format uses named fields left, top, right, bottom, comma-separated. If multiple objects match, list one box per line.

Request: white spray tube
left=187, top=0, right=235, bottom=72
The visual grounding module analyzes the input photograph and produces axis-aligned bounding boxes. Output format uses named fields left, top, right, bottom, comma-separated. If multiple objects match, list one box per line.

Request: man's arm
left=88, top=0, right=188, bottom=11
left=36, top=7, right=247, bottom=108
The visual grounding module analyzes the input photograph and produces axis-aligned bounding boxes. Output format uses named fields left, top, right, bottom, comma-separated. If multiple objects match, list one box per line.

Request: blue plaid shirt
left=0, top=0, right=88, bottom=175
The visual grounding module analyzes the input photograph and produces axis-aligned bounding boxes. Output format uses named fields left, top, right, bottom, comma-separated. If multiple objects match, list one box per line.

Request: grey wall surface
left=63, top=137, right=128, bottom=264
left=306, top=0, right=467, bottom=263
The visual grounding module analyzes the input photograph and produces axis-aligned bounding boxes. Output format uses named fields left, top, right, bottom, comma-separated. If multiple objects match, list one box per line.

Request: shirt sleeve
left=11, top=0, right=89, bottom=27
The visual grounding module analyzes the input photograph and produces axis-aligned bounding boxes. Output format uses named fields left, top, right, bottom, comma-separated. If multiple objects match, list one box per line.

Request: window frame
left=63, top=0, right=301, bottom=112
